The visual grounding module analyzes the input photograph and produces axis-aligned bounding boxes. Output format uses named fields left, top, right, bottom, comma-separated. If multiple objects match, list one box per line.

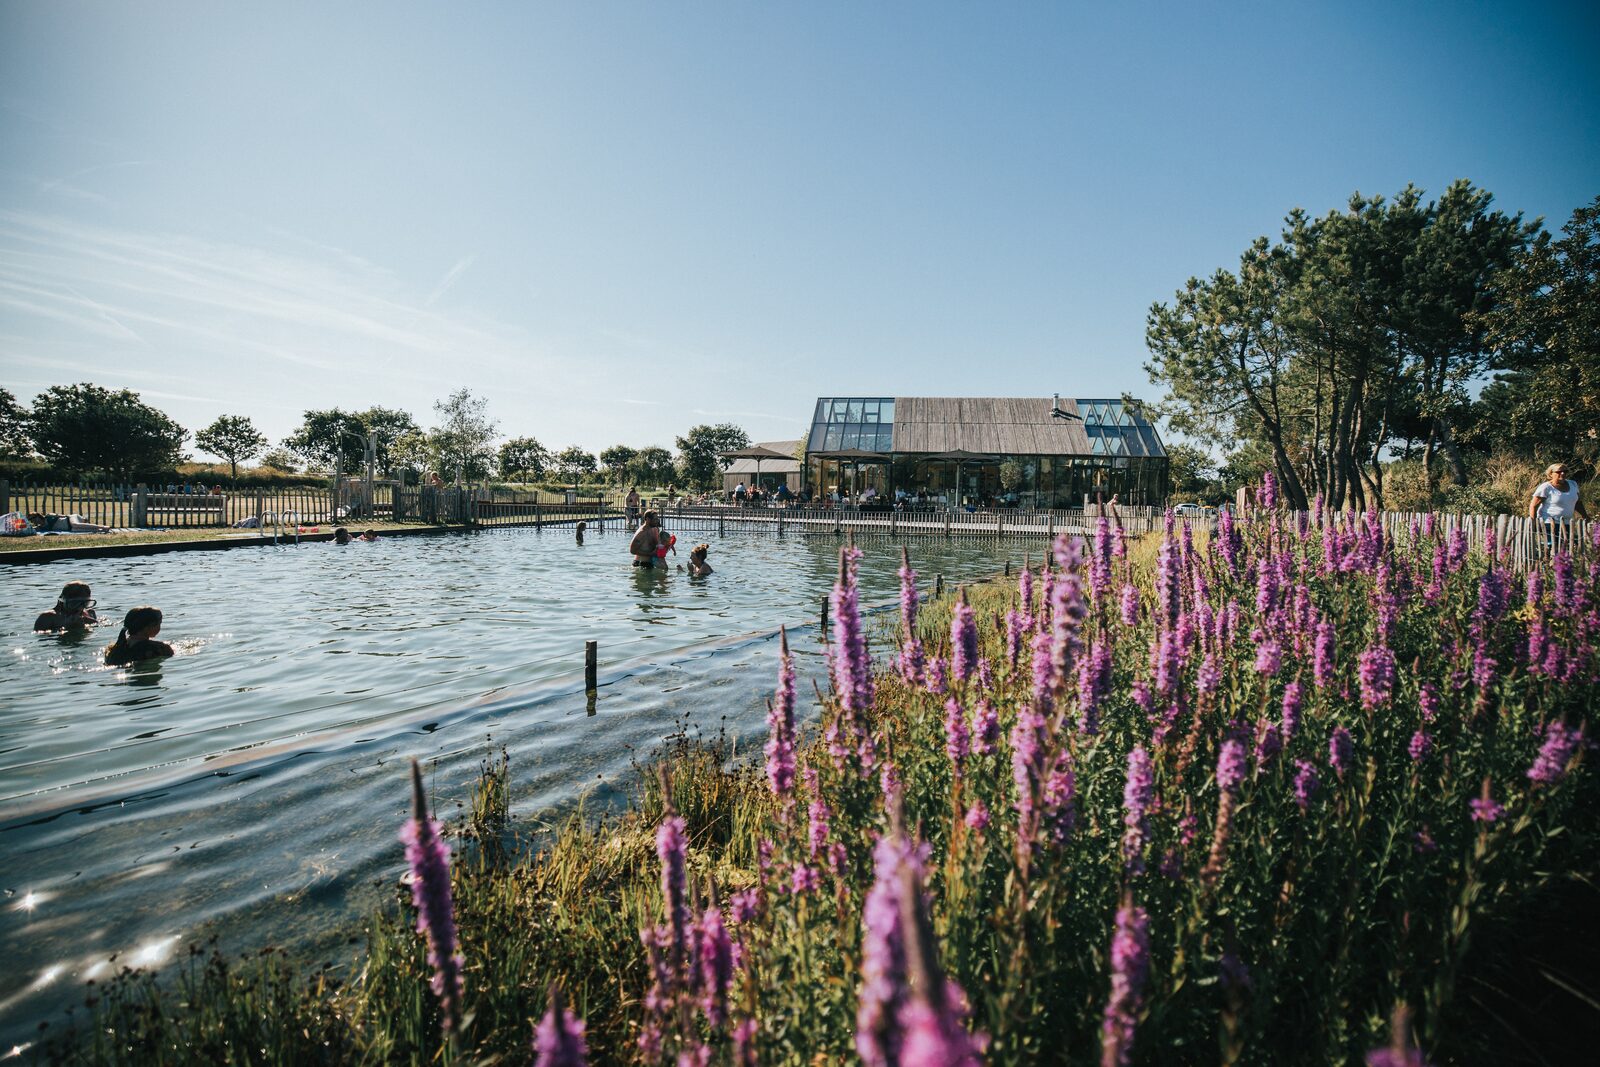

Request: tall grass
left=38, top=505, right=1599, bottom=1065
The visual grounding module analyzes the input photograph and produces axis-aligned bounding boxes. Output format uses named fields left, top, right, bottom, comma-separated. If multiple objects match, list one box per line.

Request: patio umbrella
left=720, top=445, right=793, bottom=493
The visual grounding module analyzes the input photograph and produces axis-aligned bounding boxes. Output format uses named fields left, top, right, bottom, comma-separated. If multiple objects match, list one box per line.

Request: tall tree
left=282, top=409, right=368, bottom=472
left=0, top=387, right=30, bottom=460
left=632, top=445, right=676, bottom=487
left=194, top=415, right=267, bottom=481
left=554, top=446, right=598, bottom=487
left=28, top=383, right=187, bottom=478
left=599, top=444, right=639, bottom=486
left=353, top=407, right=422, bottom=477
left=498, top=436, right=551, bottom=481
left=674, top=423, right=749, bottom=491
left=1474, top=195, right=1600, bottom=465
left=431, top=389, right=498, bottom=482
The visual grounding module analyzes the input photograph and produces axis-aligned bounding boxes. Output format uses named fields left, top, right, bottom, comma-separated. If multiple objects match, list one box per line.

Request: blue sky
left=1, top=1, right=1596, bottom=459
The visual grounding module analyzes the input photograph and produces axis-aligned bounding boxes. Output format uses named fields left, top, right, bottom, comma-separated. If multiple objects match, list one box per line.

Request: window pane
left=825, top=426, right=843, bottom=449
left=880, top=400, right=895, bottom=423
left=877, top=428, right=894, bottom=451
left=846, top=400, right=863, bottom=422
left=862, top=401, right=879, bottom=424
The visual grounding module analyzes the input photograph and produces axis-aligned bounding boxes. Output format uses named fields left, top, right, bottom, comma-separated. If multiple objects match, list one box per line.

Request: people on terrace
left=34, top=581, right=98, bottom=631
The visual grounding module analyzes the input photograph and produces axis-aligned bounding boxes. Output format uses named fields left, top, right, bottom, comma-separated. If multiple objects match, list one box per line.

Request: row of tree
left=1146, top=185, right=1597, bottom=510
left=0, top=382, right=754, bottom=491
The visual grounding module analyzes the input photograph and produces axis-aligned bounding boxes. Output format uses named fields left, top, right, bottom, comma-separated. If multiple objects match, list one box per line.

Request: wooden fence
left=0, top=480, right=397, bottom=531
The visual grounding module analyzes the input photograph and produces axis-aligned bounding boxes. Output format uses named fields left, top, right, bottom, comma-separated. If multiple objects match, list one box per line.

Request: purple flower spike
left=1099, top=901, right=1151, bottom=1067
left=533, top=984, right=589, bottom=1067
left=944, top=698, right=970, bottom=776
left=1358, top=643, right=1396, bottom=710
left=857, top=833, right=925, bottom=1067
left=1469, top=794, right=1504, bottom=824
left=696, top=905, right=734, bottom=1028
left=656, top=814, right=691, bottom=966
left=830, top=546, right=875, bottom=724
left=1313, top=619, right=1336, bottom=689
left=1329, top=727, right=1354, bottom=780
left=1408, top=731, right=1431, bottom=763
left=950, top=592, right=978, bottom=686
left=1527, top=722, right=1583, bottom=785
left=1292, top=759, right=1319, bottom=812
left=1120, top=583, right=1140, bottom=627
left=1121, top=747, right=1154, bottom=874
left=1216, top=740, right=1247, bottom=795
left=401, top=761, right=465, bottom=1031
left=1280, top=682, right=1303, bottom=745
left=764, top=628, right=798, bottom=802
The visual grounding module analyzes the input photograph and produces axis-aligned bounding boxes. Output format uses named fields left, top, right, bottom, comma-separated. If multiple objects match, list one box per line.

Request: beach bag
left=1, top=512, right=37, bottom=536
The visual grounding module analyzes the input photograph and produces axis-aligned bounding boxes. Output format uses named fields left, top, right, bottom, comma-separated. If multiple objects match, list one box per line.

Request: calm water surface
left=0, top=526, right=1022, bottom=1040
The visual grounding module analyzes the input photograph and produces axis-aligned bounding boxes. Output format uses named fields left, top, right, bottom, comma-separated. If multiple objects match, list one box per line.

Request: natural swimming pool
left=0, top=525, right=1025, bottom=1038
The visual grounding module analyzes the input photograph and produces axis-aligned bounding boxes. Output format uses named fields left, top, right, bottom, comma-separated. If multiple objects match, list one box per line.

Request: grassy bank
left=32, top=512, right=1600, bottom=1064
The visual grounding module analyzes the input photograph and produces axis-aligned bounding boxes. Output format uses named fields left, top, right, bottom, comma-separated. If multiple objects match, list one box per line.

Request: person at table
left=34, top=581, right=98, bottom=631
left=630, top=509, right=663, bottom=567
left=104, top=606, right=174, bottom=666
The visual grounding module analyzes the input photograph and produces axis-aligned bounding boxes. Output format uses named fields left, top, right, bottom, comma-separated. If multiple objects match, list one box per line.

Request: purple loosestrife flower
left=896, top=859, right=986, bottom=1067
left=972, top=699, right=999, bottom=755
left=925, top=655, right=948, bottom=697
left=1217, top=739, right=1247, bottom=794
left=898, top=546, right=920, bottom=635
left=1257, top=469, right=1278, bottom=509
left=1254, top=634, right=1282, bottom=677
left=856, top=833, right=922, bottom=1067
left=790, top=864, right=821, bottom=895
left=729, top=889, right=759, bottom=925
left=1409, top=731, right=1431, bottom=763
left=1120, top=583, right=1140, bottom=627
left=1018, top=560, right=1035, bottom=618
left=1043, top=751, right=1078, bottom=845
left=1418, top=682, right=1440, bottom=723
left=696, top=906, right=734, bottom=1028
left=764, top=628, right=798, bottom=802
left=1329, top=727, right=1354, bottom=780
left=950, top=592, right=978, bottom=686
left=1256, top=566, right=1278, bottom=616
left=805, top=768, right=830, bottom=859
left=732, top=1019, right=758, bottom=1067
left=944, top=697, right=970, bottom=777
left=1003, top=610, right=1025, bottom=669
left=1030, top=630, right=1054, bottom=710
left=1099, top=901, right=1151, bottom=1067
left=1365, top=1005, right=1430, bottom=1067
left=1527, top=616, right=1551, bottom=673
left=1156, top=537, right=1181, bottom=628
left=1091, top=516, right=1114, bottom=602
left=1358, top=644, right=1397, bottom=710
left=964, top=799, right=991, bottom=831
left=1314, top=619, right=1337, bottom=688
left=1470, top=794, right=1505, bottom=824
left=1475, top=568, right=1510, bottom=630
left=830, top=545, right=875, bottom=721
left=1281, top=682, right=1303, bottom=745
left=1254, top=718, right=1282, bottom=767
left=1526, top=569, right=1544, bottom=607
left=533, top=985, right=588, bottom=1067
left=1011, top=709, right=1047, bottom=850
left=1121, top=747, right=1154, bottom=875
left=1048, top=535, right=1088, bottom=693
left=1472, top=646, right=1499, bottom=690
left=1197, top=652, right=1221, bottom=697
left=1203, top=741, right=1246, bottom=887
left=1446, top=529, right=1468, bottom=572
left=1216, top=507, right=1240, bottom=575
left=656, top=815, right=691, bottom=967
left=401, top=761, right=465, bottom=1030
left=1293, top=759, right=1319, bottom=811
left=1078, top=640, right=1112, bottom=735
left=1527, top=722, right=1583, bottom=785
left=1154, top=627, right=1183, bottom=695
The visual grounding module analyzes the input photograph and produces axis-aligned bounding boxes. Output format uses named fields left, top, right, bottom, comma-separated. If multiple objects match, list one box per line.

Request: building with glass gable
left=802, top=396, right=1168, bottom=508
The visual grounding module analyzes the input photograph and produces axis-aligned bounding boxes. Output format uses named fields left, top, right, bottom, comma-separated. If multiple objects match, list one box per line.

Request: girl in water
left=687, top=543, right=713, bottom=576
left=104, top=607, right=175, bottom=666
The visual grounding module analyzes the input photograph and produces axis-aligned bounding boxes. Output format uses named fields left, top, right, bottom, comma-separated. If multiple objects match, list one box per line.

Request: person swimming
left=104, top=606, right=175, bottom=666
left=575, top=520, right=588, bottom=544
left=358, top=529, right=379, bottom=542
left=688, top=542, right=713, bottom=577
left=34, top=581, right=98, bottom=631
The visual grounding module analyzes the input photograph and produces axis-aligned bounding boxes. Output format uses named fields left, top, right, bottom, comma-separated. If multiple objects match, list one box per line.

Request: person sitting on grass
left=687, top=542, right=713, bottom=577
left=104, top=607, right=174, bottom=666
left=333, top=527, right=352, bottom=545
left=34, top=581, right=98, bottom=631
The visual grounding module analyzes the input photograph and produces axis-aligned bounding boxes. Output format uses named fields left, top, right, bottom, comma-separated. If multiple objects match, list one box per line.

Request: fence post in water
left=943, top=512, right=952, bottom=536
left=820, top=594, right=829, bottom=640
left=719, top=513, right=725, bottom=535
left=778, top=511, right=785, bottom=535
left=935, top=573, right=944, bottom=598
left=585, top=640, right=598, bottom=690
left=1005, top=558, right=1011, bottom=577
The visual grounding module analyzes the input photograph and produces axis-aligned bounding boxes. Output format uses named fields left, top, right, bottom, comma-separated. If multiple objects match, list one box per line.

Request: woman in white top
left=1529, top=462, right=1588, bottom=552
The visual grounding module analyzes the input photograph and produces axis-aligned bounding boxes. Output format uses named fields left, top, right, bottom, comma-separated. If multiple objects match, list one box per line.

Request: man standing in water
left=629, top=509, right=663, bottom=567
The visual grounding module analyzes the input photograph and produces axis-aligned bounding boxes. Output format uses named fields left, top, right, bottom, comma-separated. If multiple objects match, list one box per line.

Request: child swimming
left=104, top=606, right=175, bottom=666
left=34, top=581, right=98, bottom=631
left=687, top=543, right=713, bottom=577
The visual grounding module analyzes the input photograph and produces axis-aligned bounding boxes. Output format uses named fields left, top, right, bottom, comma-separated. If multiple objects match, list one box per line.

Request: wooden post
left=719, top=513, right=725, bottom=535
left=890, top=511, right=898, bottom=535
left=820, top=594, right=830, bottom=639
left=934, top=573, right=944, bottom=598
left=778, top=511, right=785, bottom=535
left=943, top=512, right=952, bottom=536
left=1005, top=558, right=1011, bottom=576
left=133, top=483, right=148, bottom=527
left=585, top=640, right=598, bottom=690
left=997, top=513, right=1004, bottom=536
left=0, top=478, right=8, bottom=518
left=1048, top=511, right=1055, bottom=539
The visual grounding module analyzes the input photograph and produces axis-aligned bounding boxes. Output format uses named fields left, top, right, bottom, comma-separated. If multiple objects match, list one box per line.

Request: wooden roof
left=890, top=397, right=1092, bottom=456
left=721, top=439, right=801, bottom=475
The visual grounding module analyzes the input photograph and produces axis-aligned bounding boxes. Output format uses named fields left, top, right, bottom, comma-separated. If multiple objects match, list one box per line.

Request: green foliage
left=281, top=409, right=368, bottom=473
left=998, top=458, right=1024, bottom=491
left=1165, top=441, right=1223, bottom=502
left=1471, top=196, right=1600, bottom=465
left=599, top=444, right=638, bottom=485
left=354, top=406, right=422, bottom=477
left=497, top=435, right=551, bottom=480
left=1147, top=181, right=1539, bottom=510
left=674, top=423, right=749, bottom=490
left=0, top=386, right=31, bottom=460
left=429, top=389, right=498, bottom=482
left=193, top=415, right=267, bottom=481
left=28, top=382, right=187, bottom=479
left=554, top=445, right=598, bottom=485
left=632, top=445, right=676, bottom=487
left=257, top=447, right=299, bottom=473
